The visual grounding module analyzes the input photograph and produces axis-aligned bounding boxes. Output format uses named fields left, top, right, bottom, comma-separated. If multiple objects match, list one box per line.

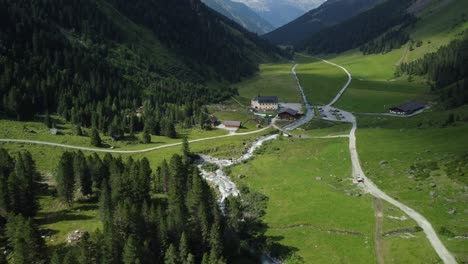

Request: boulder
left=448, top=208, right=457, bottom=215
left=379, top=160, right=388, bottom=166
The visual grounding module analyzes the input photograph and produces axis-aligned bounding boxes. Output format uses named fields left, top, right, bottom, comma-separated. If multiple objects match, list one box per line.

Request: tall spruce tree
left=56, top=152, right=76, bottom=205
left=90, top=128, right=102, bottom=147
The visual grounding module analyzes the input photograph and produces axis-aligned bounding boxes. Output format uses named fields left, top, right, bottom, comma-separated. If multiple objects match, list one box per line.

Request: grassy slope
left=231, top=138, right=377, bottom=263
left=325, top=49, right=428, bottom=113
left=295, top=55, right=348, bottom=106
left=379, top=200, right=441, bottom=263
left=356, top=106, right=468, bottom=262
left=323, top=0, right=468, bottom=113
left=234, top=63, right=300, bottom=105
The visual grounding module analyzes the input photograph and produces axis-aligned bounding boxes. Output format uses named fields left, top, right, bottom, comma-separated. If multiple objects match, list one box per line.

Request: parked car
left=357, top=177, right=364, bottom=183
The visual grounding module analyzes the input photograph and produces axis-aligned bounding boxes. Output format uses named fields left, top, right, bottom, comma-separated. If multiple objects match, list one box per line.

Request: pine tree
left=142, top=127, right=151, bottom=144
left=56, top=152, right=76, bottom=205
left=164, top=244, right=178, bottom=264
left=122, top=235, right=140, bottom=264
left=74, top=151, right=92, bottom=196
left=209, top=223, right=223, bottom=264
left=165, top=122, right=177, bottom=139
left=179, top=232, right=189, bottom=263
left=99, top=179, right=112, bottom=222
left=90, top=128, right=102, bottom=147
left=5, top=214, right=45, bottom=264
left=75, top=125, right=83, bottom=136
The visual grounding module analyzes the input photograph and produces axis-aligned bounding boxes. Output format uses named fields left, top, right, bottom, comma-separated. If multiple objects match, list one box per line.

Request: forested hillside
left=298, top=0, right=416, bottom=53
left=397, top=33, right=468, bottom=109
left=263, top=0, right=382, bottom=46
left=0, top=144, right=268, bottom=263
left=0, top=0, right=283, bottom=136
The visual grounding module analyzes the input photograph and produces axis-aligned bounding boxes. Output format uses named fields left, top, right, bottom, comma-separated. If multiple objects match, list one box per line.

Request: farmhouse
left=224, top=121, right=241, bottom=128
left=251, top=96, right=278, bottom=111
left=389, top=101, right=425, bottom=115
left=278, top=108, right=301, bottom=120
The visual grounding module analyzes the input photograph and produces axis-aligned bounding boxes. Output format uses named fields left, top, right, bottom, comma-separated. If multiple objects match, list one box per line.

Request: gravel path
left=0, top=125, right=273, bottom=154
left=292, top=52, right=457, bottom=264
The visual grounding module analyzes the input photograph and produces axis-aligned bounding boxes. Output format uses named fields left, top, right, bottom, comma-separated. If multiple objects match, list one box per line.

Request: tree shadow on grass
left=266, top=235, right=300, bottom=261
left=37, top=211, right=95, bottom=225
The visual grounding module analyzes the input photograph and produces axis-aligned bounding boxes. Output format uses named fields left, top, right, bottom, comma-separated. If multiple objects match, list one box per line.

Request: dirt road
left=296, top=52, right=457, bottom=264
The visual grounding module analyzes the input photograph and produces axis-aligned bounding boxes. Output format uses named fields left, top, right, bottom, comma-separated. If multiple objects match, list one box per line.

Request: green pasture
left=294, top=55, right=348, bottom=106
left=234, top=63, right=300, bottom=105
left=230, top=137, right=377, bottom=262
left=356, top=107, right=468, bottom=262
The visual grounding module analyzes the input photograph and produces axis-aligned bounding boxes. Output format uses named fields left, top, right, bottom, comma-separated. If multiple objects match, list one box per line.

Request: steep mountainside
left=298, top=0, right=416, bottom=53
left=263, top=0, right=383, bottom=45
left=201, top=0, right=274, bottom=34
left=232, top=0, right=326, bottom=28
left=0, top=0, right=284, bottom=127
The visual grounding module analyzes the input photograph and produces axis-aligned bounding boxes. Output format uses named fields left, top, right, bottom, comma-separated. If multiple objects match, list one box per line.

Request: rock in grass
left=448, top=208, right=457, bottom=215
left=379, top=160, right=388, bottom=166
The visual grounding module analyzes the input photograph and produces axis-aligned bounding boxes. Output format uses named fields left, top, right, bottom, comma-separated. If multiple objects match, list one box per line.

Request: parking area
left=316, top=106, right=354, bottom=123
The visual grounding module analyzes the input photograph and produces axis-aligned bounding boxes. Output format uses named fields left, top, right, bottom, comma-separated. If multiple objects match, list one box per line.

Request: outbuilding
left=224, top=121, right=241, bottom=128
left=389, top=101, right=425, bottom=115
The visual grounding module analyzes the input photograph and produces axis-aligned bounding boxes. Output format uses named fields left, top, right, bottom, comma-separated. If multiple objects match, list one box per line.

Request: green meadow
left=230, top=137, right=377, bottom=263
left=356, top=106, right=468, bottom=262
left=294, top=55, right=348, bottom=106
left=234, top=63, right=300, bottom=105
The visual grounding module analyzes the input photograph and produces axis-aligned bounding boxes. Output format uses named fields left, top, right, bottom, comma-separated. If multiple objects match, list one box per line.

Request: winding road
left=0, top=125, right=273, bottom=154
left=0, top=53, right=457, bottom=264
left=297, top=53, right=457, bottom=264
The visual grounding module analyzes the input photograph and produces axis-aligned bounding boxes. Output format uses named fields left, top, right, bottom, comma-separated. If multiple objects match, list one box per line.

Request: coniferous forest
left=298, top=0, right=416, bottom=54
left=397, top=32, right=468, bottom=109
left=0, top=0, right=284, bottom=138
left=0, top=142, right=269, bottom=263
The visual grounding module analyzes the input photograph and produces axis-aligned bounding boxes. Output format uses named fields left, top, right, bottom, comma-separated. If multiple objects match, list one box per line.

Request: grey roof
left=278, top=108, right=299, bottom=116
left=390, top=101, right=425, bottom=112
left=253, top=96, right=278, bottom=104
left=224, top=121, right=241, bottom=127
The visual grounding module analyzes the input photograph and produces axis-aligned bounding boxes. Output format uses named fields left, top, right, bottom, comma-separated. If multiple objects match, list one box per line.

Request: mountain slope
left=264, top=0, right=383, bottom=45
left=0, top=0, right=284, bottom=126
left=232, top=0, right=326, bottom=28
left=201, top=0, right=274, bottom=34
left=298, top=0, right=416, bottom=54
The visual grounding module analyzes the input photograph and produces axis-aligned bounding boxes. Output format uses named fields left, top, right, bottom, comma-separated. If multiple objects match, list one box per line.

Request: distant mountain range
left=232, top=0, right=326, bottom=28
left=201, top=0, right=274, bottom=34
left=263, top=0, right=384, bottom=45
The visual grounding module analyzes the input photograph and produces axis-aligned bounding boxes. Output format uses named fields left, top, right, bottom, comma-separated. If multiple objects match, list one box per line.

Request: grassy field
left=290, top=119, right=352, bottom=137
left=294, top=55, right=348, bottom=106
left=230, top=137, right=378, bottom=263
left=356, top=106, right=468, bottom=262
left=234, top=63, right=300, bottom=105
left=208, top=103, right=269, bottom=132
left=378, top=200, right=441, bottom=263
left=316, top=49, right=429, bottom=113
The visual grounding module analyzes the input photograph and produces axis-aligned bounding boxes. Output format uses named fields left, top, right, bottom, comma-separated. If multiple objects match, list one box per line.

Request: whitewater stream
left=197, top=134, right=278, bottom=205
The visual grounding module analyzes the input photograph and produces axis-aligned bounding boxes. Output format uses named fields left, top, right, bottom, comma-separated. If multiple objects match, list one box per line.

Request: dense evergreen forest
left=397, top=33, right=468, bottom=109
left=298, top=0, right=416, bottom=54
left=0, top=0, right=283, bottom=137
left=359, top=28, right=410, bottom=55
left=0, top=142, right=269, bottom=263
